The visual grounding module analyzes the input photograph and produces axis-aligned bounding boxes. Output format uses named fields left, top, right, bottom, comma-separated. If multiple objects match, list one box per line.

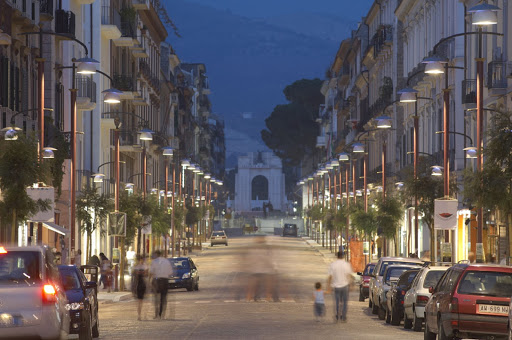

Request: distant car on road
left=210, top=230, right=228, bottom=246
left=282, top=224, right=298, bottom=237
left=358, top=263, right=376, bottom=301
left=424, top=263, right=512, bottom=340
left=57, top=265, right=99, bottom=339
left=0, top=245, right=69, bottom=339
left=167, top=257, right=199, bottom=291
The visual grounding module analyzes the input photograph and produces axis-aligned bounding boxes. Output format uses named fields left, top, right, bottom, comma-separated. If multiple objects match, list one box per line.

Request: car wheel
left=359, top=287, right=365, bottom=302
left=225, top=243, right=228, bottom=246
left=390, top=306, right=400, bottom=326
left=378, top=305, right=386, bottom=320
left=369, top=296, right=373, bottom=308
left=194, top=281, right=199, bottom=291
left=403, top=313, right=412, bottom=329
left=372, top=298, right=379, bottom=314
left=424, top=320, right=436, bottom=340
left=92, top=307, right=99, bottom=338
left=210, top=243, right=213, bottom=247
left=79, top=312, right=93, bottom=340
left=412, top=310, right=423, bottom=332
left=186, top=284, right=194, bottom=292
left=385, top=307, right=391, bottom=324
left=438, top=320, right=452, bottom=340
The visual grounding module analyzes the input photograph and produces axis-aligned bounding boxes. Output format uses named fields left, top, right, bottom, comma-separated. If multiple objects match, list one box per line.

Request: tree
left=375, top=195, right=403, bottom=245
left=0, top=134, right=51, bottom=243
left=76, top=186, right=113, bottom=260
left=261, top=78, right=324, bottom=167
left=351, top=207, right=379, bottom=239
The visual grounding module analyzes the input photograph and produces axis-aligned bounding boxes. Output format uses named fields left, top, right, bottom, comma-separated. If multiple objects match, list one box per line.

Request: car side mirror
left=85, top=281, right=97, bottom=289
left=428, top=286, right=434, bottom=294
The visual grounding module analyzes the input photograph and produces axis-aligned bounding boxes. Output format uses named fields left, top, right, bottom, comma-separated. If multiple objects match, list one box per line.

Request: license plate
left=168, top=279, right=176, bottom=283
left=0, top=314, right=22, bottom=327
left=477, top=304, right=509, bottom=315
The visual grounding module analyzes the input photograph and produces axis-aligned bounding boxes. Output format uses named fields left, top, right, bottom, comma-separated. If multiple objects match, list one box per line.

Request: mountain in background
left=165, top=0, right=358, bottom=167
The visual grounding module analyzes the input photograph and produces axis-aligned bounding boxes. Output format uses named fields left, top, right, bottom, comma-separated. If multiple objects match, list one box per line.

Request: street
left=95, top=236, right=423, bottom=339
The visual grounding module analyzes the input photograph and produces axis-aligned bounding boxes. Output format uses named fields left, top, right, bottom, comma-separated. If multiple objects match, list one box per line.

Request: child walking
left=313, top=282, right=326, bottom=322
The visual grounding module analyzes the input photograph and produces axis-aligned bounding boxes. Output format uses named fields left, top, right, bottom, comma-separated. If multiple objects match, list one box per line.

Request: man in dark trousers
left=150, top=250, right=174, bottom=319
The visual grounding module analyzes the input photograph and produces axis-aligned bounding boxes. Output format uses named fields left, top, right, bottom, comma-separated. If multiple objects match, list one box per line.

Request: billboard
left=434, top=198, right=458, bottom=230
left=108, top=212, right=127, bottom=236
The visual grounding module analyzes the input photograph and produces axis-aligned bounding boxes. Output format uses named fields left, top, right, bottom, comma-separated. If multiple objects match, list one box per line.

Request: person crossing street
left=150, top=250, right=174, bottom=319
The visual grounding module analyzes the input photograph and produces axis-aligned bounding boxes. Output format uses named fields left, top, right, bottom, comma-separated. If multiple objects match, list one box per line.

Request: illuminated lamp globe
left=464, top=147, right=478, bottom=159
left=352, top=143, right=365, bottom=153
left=468, top=3, right=500, bottom=26
left=398, top=88, right=418, bottom=103
left=376, top=115, right=392, bottom=129
left=42, top=147, right=57, bottom=159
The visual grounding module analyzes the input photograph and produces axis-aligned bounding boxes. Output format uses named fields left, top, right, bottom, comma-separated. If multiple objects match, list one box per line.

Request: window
left=251, top=175, right=268, bottom=200
left=0, top=251, right=41, bottom=283
left=398, top=270, right=419, bottom=287
left=423, top=270, right=446, bottom=289
left=457, top=271, right=512, bottom=297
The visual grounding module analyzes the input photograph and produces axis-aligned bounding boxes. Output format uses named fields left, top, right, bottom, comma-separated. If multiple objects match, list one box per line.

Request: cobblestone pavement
left=94, top=236, right=423, bottom=340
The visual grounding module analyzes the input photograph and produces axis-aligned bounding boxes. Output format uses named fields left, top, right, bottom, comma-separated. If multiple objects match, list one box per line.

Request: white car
left=403, top=265, right=448, bottom=331
left=210, top=230, right=228, bottom=246
left=0, top=245, right=69, bottom=339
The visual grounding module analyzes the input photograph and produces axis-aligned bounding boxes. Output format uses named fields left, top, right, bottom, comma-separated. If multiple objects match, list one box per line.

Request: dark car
left=386, top=268, right=420, bottom=326
left=359, top=263, right=376, bottom=301
left=167, top=257, right=199, bottom=291
left=57, top=265, right=99, bottom=339
left=282, top=223, right=298, bottom=237
left=424, top=263, right=512, bottom=340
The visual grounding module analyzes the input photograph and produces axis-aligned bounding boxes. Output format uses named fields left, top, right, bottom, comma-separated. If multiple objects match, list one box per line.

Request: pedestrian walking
left=99, top=253, right=112, bottom=292
left=327, top=251, right=353, bottom=323
left=150, top=250, right=173, bottom=319
left=132, top=255, right=148, bottom=320
left=74, top=249, right=82, bottom=268
left=313, top=282, right=326, bottom=322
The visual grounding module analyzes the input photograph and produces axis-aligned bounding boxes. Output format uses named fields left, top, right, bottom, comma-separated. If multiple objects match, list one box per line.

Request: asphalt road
left=95, top=236, right=424, bottom=340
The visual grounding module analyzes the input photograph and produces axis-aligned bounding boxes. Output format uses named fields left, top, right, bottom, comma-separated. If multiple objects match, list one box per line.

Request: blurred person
left=313, top=282, right=326, bottom=322
left=74, top=249, right=82, bottom=267
left=126, top=246, right=136, bottom=273
left=500, top=251, right=508, bottom=265
left=100, top=253, right=112, bottom=292
left=150, top=250, right=173, bottom=319
left=132, top=255, right=148, bottom=320
left=245, top=236, right=273, bottom=301
left=468, top=251, right=476, bottom=264
left=327, top=251, right=353, bottom=323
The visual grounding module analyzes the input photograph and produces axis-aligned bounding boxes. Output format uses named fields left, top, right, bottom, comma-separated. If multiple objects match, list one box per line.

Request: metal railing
left=101, top=5, right=121, bottom=27
left=39, top=0, right=53, bottom=17
left=139, top=60, right=160, bottom=92
left=461, top=79, right=476, bottom=104
left=55, top=9, right=76, bottom=36
left=487, top=61, right=507, bottom=89
left=76, top=76, right=97, bottom=103
left=120, top=20, right=136, bottom=38
left=112, top=74, right=136, bottom=92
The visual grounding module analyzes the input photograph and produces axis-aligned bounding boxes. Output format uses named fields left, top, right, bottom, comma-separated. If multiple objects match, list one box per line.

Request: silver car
left=0, top=245, right=69, bottom=339
left=210, top=230, right=228, bottom=246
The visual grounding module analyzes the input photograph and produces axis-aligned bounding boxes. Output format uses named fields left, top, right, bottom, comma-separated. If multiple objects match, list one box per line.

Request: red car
left=358, top=263, right=376, bottom=301
left=424, top=263, right=512, bottom=340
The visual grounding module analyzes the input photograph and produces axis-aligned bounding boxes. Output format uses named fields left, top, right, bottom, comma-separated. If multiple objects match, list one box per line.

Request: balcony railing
left=461, top=79, right=476, bottom=105
left=120, top=20, right=136, bottom=38
left=116, top=129, right=138, bottom=146
left=101, top=5, right=121, bottom=27
left=368, top=25, right=393, bottom=59
left=55, top=9, right=76, bottom=36
left=139, top=60, right=160, bottom=92
left=40, top=0, right=53, bottom=17
left=487, top=61, right=507, bottom=89
left=113, top=74, right=136, bottom=92
left=76, top=76, right=97, bottom=103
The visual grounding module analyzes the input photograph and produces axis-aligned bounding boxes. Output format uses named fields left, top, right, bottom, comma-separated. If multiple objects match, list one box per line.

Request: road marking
left=195, top=300, right=212, bottom=304
left=279, top=299, right=296, bottom=303
left=224, top=300, right=237, bottom=303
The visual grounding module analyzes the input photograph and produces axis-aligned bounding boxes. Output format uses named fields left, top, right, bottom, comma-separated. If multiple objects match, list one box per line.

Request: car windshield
left=213, top=232, right=224, bottom=237
left=386, top=267, right=414, bottom=283
left=457, top=271, right=512, bottom=297
left=58, top=269, right=81, bottom=290
left=379, top=261, right=420, bottom=276
left=0, top=251, right=41, bottom=284
left=364, top=264, right=375, bottom=276
left=423, top=270, right=446, bottom=288
left=398, top=270, right=419, bottom=286
left=170, top=259, right=190, bottom=269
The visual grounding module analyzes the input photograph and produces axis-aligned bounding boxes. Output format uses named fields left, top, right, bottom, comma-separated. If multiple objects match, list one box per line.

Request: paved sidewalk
left=98, top=290, right=133, bottom=303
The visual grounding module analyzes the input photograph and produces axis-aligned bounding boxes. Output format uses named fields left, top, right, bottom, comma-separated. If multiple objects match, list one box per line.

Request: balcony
left=139, top=60, right=160, bottom=93
left=132, top=0, right=149, bottom=10
left=112, top=73, right=137, bottom=99
left=39, top=0, right=53, bottom=20
left=461, top=79, right=476, bottom=109
left=113, top=20, right=137, bottom=47
left=76, top=76, right=97, bottom=111
left=316, top=135, right=327, bottom=148
left=130, top=44, right=148, bottom=58
left=55, top=9, right=76, bottom=37
left=11, top=0, right=35, bottom=26
left=364, top=25, right=393, bottom=62
left=338, top=64, right=350, bottom=86
left=487, top=61, right=507, bottom=95
left=101, top=5, right=121, bottom=40
left=75, top=0, right=96, bottom=5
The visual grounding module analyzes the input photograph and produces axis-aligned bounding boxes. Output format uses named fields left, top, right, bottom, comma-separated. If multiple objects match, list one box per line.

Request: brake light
left=0, top=246, right=7, bottom=254
left=401, top=291, right=406, bottom=295
left=43, top=284, right=57, bottom=304
left=416, top=295, right=429, bottom=305
left=449, top=297, right=458, bottom=313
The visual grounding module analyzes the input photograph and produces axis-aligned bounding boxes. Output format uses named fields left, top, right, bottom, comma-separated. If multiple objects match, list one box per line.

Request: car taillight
left=0, top=246, right=7, bottom=254
left=449, top=297, right=458, bottom=313
left=43, top=284, right=57, bottom=304
left=416, top=295, right=429, bottom=305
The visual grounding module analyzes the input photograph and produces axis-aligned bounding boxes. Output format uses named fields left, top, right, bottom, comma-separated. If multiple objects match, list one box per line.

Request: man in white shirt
left=150, top=250, right=173, bottom=319
left=327, top=251, right=353, bottom=322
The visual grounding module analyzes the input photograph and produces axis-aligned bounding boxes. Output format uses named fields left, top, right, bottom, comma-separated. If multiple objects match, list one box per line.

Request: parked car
left=386, top=268, right=420, bottom=325
left=368, top=256, right=423, bottom=314
left=424, top=263, right=512, bottom=340
left=282, top=223, right=298, bottom=237
left=377, top=264, right=422, bottom=321
left=167, top=257, right=199, bottom=291
left=403, top=265, right=448, bottom=331
left=57, top=265, right=99, bottom=339
left=0, top=245, right=69, bottom=339
left=358, top=263, right=376, bottom=301
left=210, top=230, right=228, bottom=246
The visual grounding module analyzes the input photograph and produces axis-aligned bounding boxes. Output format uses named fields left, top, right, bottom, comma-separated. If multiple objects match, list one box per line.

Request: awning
left=42, top=222, right=70, bottom=235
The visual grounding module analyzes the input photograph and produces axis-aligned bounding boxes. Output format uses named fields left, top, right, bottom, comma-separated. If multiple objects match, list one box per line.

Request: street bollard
left=114, top=264, right=119, bottom=292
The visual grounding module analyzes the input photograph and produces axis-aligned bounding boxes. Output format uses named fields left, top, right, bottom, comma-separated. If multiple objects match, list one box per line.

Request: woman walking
left=132, top=255, right=148, bottom=320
